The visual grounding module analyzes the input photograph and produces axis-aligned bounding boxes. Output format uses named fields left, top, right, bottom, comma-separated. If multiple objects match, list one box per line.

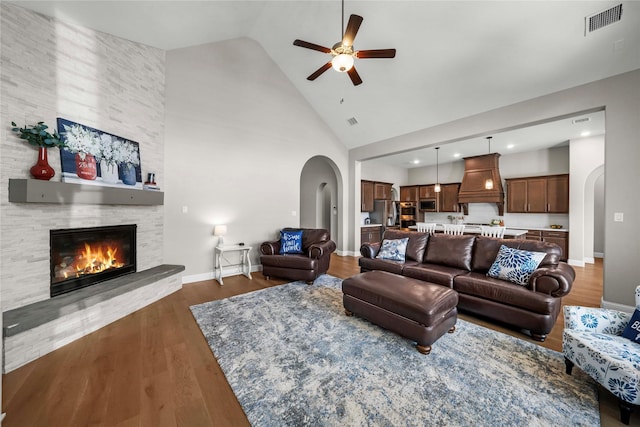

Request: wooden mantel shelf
left=8, top=179, right=164, bottom=206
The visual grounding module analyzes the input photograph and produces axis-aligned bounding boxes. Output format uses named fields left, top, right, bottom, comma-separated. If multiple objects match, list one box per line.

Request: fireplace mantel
left=8, top=178, right=163, bottom=205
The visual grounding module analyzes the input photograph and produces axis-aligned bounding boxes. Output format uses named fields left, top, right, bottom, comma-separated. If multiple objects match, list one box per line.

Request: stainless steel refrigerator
left=370, top=200, right=398, bottom=227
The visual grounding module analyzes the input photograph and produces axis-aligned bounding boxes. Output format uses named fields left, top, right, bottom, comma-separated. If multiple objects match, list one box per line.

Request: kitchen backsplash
left=361, top=212, right=371, bottom=224
left=421, top=203, right=569, bottom=229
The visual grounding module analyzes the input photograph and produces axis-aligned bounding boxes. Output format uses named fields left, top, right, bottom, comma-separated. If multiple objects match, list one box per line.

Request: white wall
left=361, top=162, right=408, bottom=199
left=594, top=174, right=605, bottom=256
left=569, top=136, right=605, bottom=265
left=163, top=38, right=348, bottom=281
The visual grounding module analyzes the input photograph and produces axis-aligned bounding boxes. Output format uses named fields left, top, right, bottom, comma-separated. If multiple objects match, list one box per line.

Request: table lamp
left=214, top=225, right=227, bottom=247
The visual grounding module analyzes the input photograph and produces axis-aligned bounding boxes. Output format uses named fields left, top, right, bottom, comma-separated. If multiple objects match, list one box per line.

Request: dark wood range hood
left=457, top=153, right=505, bottom=216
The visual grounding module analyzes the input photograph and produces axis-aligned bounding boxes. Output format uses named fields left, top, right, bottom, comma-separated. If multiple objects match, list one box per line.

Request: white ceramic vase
left=100, top=160, right=119, bottom=184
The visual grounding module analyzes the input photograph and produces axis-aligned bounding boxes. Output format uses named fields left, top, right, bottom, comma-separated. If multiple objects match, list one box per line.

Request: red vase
left=75, top=153, right=97, bottom=180
left=30, top=147, right=55, bottom=181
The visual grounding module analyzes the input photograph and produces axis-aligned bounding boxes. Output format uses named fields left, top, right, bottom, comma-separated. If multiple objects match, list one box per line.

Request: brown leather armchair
left=260, top=228, right=336, bottom=283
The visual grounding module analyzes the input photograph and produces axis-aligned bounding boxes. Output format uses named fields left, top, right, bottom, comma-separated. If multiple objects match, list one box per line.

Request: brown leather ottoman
left=342, top=270, right=458, bottom=354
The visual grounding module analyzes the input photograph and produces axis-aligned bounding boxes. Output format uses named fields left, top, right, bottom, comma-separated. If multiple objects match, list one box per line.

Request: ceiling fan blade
left=293, top=39, right=331, bottom=54
left=347, top=66, right=363, bottom=86
left=307, top=62, right=333, bottom=81
left=356, top=49, right=396, bottom=59
left=342, top=14, right=363, bottom=47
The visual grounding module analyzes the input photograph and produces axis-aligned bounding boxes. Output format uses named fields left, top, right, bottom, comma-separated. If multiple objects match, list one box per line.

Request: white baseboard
left=567, top=258, right=585, bottom=267
left=182, top=272, right=214, bottom=284
left=583, top=257, right=595, bottom=264
left=182, top=265, right=262, bottom=284
left=336, top=250, right=360, bottom=257
left=594, top=252, right=604, bottom=258
left=601, top=298, right=635, bottom=314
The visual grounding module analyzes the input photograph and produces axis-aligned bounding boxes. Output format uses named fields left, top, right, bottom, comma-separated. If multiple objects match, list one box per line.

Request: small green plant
left=10, top=121, right=65, bottom=148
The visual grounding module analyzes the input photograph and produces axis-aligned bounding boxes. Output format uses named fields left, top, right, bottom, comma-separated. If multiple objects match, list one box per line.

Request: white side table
left=214, top=244, right=252, bottom=286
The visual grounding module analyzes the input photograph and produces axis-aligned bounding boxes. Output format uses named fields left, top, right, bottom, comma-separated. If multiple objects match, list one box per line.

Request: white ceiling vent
left=585, top=4, right=623, bottom=35
left=572, top=117, right=591, bottom=124
left=347, top=117, right=358, bottom=126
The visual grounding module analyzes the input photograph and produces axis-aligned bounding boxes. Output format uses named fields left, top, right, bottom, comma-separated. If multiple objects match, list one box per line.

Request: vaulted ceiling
left=11, top=1, right=640, bottom=157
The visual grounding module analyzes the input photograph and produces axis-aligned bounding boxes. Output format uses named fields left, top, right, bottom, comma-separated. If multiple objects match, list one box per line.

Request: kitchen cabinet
left=361, top=180, right=374, bottom=212
left=374, top=182, right=393, bottom=200
left=523, top=229, right=568, bottom=261
left=419, top=185, right=437, bottom=199
left=546, top=175, right=569, bottom=213
left=542, top=230, right=569, bottom=261
left=400, top=186, right=419, bottom=202
left=438, top=183, right=461, bottom=213
left=525, top=230, right=542, bottom=241
left=361, top=226, right=382, bottom=244
left=506, top=174, right=569, bottom=214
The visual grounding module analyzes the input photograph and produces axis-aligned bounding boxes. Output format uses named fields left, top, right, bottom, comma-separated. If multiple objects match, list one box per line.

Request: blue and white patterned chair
left=563, top=305, right=640, bottom=424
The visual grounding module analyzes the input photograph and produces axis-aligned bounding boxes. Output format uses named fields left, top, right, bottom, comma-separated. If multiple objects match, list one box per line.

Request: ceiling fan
left=293, top=2, right=396, bottom=86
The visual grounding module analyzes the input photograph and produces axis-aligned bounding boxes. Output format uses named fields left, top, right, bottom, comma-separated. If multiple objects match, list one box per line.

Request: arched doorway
left=299, top=156, right=343, bottom=248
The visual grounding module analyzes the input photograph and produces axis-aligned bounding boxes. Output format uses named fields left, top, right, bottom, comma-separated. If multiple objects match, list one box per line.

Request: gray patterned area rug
left=190, top=275, right=599, bottom=427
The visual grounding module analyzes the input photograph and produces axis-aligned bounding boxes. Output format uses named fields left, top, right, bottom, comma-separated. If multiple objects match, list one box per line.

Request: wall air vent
left=347, top=117, right=358, bottom=126
left=572, top=117, right=591, bottom=124
left=585, top=4, right=622, bottom=35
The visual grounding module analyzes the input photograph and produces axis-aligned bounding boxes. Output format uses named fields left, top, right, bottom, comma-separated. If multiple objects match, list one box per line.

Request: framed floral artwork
left=57, top=118, right=142, bottom=189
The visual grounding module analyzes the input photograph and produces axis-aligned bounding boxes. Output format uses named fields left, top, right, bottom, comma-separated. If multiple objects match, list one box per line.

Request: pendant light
left=485, top=136, right=494, bottom=190
left=434, top=147, right=441, bottom=193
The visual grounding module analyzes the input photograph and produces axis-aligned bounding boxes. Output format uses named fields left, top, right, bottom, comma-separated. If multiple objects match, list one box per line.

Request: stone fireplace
left=1, top=3, right=172, bottom=373
left=50, top=224, right=137, bottom=297
left=1, top=181, right=183, bottom=373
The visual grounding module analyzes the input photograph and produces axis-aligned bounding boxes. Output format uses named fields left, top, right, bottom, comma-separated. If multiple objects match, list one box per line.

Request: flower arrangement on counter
left=447, top=215, right=465, bottom=225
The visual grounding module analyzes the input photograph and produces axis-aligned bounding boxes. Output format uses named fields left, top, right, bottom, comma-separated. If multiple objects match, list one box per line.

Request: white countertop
left=361, top=223, right=383, bottom=227
left=408, top=225, right=527, bottom=237
left=509, top=226, right=569, bottom=233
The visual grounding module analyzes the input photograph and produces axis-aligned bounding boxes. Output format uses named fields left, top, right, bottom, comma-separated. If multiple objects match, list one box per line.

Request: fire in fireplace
left=50, top=224, right=136, bottom=297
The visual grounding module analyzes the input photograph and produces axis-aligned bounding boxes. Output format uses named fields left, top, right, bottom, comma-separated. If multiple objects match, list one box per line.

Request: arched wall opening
left=300, top=156, right=343, bottom=248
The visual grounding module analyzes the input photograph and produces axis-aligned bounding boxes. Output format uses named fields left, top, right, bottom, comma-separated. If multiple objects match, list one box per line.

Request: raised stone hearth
left=3, top=264, right=184, bottom=373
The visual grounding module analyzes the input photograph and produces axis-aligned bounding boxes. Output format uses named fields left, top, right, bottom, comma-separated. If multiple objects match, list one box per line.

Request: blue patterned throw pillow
left=487, top=245, right=546, bottom=286
left=622, top=309, right=640, bottom=343
left=279, top=230, right=304, bottom=254
left=375, top=238, right=409, bottom=262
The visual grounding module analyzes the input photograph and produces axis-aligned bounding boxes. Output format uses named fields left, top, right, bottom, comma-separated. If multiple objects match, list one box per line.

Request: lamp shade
left=214, top=225, right=227, bottom=236
left=214, top=225, right=227, bottom=246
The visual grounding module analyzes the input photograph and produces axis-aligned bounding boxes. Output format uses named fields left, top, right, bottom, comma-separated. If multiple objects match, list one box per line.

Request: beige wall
left=163, top=38, right=349, bottom=280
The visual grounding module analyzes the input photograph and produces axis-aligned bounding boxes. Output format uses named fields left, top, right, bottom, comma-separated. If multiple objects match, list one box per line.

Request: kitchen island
left=408, top=224, right=527, bottom=239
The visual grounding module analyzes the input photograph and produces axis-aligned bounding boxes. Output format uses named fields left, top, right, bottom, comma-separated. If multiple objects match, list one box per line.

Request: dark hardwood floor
left=2, top=255, right=634, bottom=426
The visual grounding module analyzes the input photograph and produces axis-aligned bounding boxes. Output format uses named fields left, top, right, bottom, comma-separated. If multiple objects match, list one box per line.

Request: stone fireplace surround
left=2, top=181, right=184, bottom=373
left=1, top=4, right=171, bottom=373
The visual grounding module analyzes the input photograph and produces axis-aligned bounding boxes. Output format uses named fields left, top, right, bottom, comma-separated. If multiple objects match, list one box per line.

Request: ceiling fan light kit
left=332, top=53, right=354, bottom=72
left=293, top=1, right=396, bottom=86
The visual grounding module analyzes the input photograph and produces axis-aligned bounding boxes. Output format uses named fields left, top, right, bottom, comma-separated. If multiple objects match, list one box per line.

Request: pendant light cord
left=436, top=147, right=439, bottom=183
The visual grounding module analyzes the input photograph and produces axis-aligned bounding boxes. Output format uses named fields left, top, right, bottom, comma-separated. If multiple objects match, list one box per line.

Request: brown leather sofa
left=359, top=230, right=575, bottom=341
left=260, top=228, right=336, bottom=283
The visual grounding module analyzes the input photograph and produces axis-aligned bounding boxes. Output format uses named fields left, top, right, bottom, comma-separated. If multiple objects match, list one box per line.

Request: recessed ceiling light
left=412, top=159, right=420, bottom=164
left=507, top=144, right=515, bottom=149
left=453, top=153, right=461, bottom=158
left=581, top=131, right=591, bottom=137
